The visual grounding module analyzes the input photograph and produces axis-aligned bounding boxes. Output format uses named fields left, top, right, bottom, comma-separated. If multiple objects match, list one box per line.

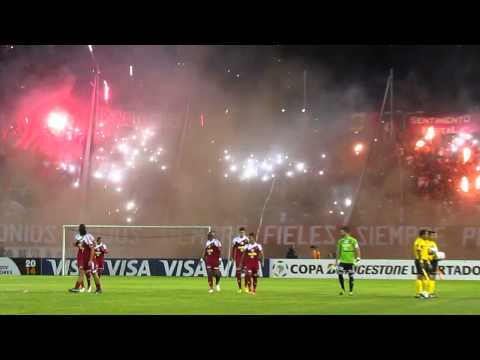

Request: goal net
left=61, top=225, right=211, bottom=276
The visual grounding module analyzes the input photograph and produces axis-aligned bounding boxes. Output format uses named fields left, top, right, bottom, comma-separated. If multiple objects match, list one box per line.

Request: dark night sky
left=2, top=45, right=480, bottom=115
left=278, top=45, right=480, bottom=112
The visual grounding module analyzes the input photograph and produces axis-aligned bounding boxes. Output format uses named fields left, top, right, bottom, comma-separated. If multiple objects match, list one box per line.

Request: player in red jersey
left=74, top=233, right=86, bottom=292
left=70, top=224, right=93, bottom=293
left=94, top=236, right=108, bottom=278
left=69, top=224, right=103, bottom=294
left=230, top=227, right=249, bottom=293
left=201, top=231, right=222, bottom=293
left=75, top=237, right=94, bottom=292
left=240, top=232, right=264, bottom=295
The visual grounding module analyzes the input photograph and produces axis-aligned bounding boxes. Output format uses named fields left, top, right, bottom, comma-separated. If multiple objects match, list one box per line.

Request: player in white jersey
left=73, top=233, right=86, bottom=292
left=69, top=224, right=103, bottom=293
left=230, top=227, right=249, bottom=292
left=70, top=224, right=93, bottom=292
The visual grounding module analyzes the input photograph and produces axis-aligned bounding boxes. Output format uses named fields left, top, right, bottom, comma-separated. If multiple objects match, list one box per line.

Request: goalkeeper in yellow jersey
left=413, top=229, right=430, bottom=299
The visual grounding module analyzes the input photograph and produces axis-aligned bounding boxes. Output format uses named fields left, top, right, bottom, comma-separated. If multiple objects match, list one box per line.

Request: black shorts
left=415, top=260, right=433, bottom=276
left=338, top=263, right=354, bottom=274
left=414, top=259, right=423, bottom=275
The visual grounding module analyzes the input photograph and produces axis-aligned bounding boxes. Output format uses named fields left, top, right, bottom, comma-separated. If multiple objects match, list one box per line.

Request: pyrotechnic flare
left=461, top=176, right=469, bottom=193
left=222, top=151, right=306, bottom=182
left=460, top=133, right=473, bottom=140
left=415, top=139, right=426, bottom=149
left=354, top=143, right=364, bottom=155
left=463, top=147, right=472, bottom=164
left=47, top=111, right=69, bottom=134
left=108, top=169, right=123, bottom=184
left=295, top=162, right=305, bottom=171
left=454, top=137, right=465, bottom=146
left=424, top=126, right=435, bottom=140
left=125, top=201, right=135, bottom=211
left=103, top=80, right=110, bottom=102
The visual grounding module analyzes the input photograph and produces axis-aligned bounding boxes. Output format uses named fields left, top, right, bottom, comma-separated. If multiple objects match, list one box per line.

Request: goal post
left=61, top=225, right=212, bottom=276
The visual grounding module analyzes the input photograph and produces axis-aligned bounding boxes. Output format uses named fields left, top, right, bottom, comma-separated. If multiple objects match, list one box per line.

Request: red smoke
left=5, top=80, right=90, bottom=163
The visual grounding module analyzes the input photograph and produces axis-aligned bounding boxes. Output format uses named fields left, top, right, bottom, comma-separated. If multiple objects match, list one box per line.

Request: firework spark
left=222, top=151, right=307, bottom=182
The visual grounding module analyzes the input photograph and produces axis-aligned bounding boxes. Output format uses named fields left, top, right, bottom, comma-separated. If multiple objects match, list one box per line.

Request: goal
left=61, top=225, right=212, bottom=276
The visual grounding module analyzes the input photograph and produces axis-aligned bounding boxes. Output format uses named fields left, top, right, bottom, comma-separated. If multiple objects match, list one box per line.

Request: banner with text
left=5, top=223, right=480, bottom=259
left=270, top=259, right=480, bottom=280
left=407, top=113, right=480, bottom=135
left=254, top=224, right=480, bottom=259
left=41, top=258, right=269, bottom=277
left=0, top=257, right=22, bottom=275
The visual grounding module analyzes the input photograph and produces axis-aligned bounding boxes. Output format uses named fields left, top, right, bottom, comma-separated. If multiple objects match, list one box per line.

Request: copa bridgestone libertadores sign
left=270, top=259, right=480, bottom=280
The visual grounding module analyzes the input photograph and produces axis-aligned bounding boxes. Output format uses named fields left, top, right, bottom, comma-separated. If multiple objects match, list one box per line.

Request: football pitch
left=1, top=276, right=480, bottom=315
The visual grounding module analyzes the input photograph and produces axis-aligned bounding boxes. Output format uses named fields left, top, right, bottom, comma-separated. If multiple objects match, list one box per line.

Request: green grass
left=1, top=276, right=480, bottom=315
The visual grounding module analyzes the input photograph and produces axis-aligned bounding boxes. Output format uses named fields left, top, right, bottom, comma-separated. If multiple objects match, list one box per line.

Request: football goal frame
left=61, top=224, right=212, bottom=276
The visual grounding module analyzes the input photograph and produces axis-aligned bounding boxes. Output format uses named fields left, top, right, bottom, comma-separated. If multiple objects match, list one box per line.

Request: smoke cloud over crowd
left=2, top=45, right=480, bottom=258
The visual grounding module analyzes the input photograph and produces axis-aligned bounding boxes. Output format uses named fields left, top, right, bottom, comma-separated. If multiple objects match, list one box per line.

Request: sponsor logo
left=271, top=261, right=289, bottom=277
left=47, top=259, right=78, bottom=275
left=270, top=259, right=480, bottom=280
left=159, top=259, right=266, bottom=277
left=105, top=260, right=151, bottom=276
left=45, top=259, right=152, bottom=276
left=42, top=258, right=269, bottom=277
left=0, top=257, right=22, bottom=275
